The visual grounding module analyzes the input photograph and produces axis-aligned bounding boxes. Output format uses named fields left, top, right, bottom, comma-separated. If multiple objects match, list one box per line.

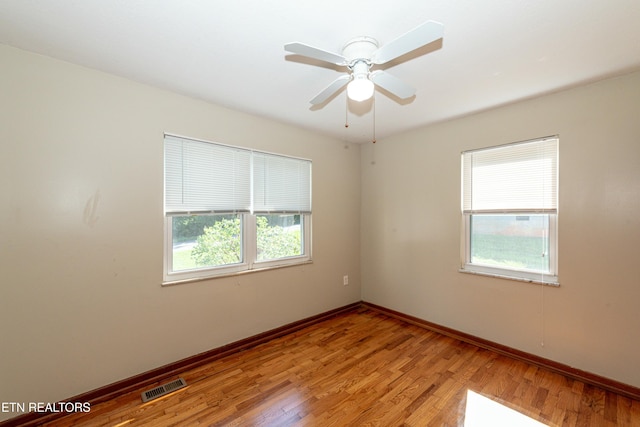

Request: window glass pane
left=171, top=214, right=242, bottom=271
left=256, top=214, right=303, bottom=261
left=470, top=214, right=549, bottom=273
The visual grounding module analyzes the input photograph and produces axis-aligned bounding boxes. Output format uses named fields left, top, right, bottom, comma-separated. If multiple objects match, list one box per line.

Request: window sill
left=162, top=259, right=314, bottom=287
left=458, top=268, right=559, bottom=287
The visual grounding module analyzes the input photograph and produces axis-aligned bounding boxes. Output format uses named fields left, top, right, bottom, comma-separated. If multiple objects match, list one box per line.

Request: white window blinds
left=253, top=152, right=312, bottom=214
left=164, top=135, right=311, bottom=214
left=164, top=135, right=251, bottom=214
left=462, top=137, right=558, bottom=213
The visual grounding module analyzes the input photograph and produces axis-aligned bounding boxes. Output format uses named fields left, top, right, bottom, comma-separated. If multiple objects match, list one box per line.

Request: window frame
left=163, top=213, right=312, bottom=283
left=460, top=136, right=559, bottom=286
left=163, top=134, right=312, bottom=285
left=251, top=213, right=312, bottom=270
left=462, top=212, right=558, bottom=285
left=164, top=213, right=248, bottom=283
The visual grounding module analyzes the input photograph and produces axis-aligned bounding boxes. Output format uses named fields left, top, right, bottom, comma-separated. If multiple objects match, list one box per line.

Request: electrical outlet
left=343, top=275, right=349, bottom=286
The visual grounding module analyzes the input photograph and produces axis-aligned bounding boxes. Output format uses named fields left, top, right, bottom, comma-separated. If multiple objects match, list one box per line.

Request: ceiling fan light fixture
left=285, top=20, right=444, bottom=105
left=347, top=75, right=374, bottom=102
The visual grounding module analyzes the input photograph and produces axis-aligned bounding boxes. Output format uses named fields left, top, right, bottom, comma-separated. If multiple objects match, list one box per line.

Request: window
left=461, top=137, right=558, bottom=284
left=163, top=134, right=311, bottom=283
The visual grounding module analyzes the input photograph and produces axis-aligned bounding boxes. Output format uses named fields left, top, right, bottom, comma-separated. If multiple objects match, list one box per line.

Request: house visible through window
left=163, top=134, right=312, bottom=283
left=461, top=136, right=558, bottom=284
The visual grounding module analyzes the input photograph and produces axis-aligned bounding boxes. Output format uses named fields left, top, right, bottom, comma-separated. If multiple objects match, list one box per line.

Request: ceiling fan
left=285, top=20, right=444, bottom=105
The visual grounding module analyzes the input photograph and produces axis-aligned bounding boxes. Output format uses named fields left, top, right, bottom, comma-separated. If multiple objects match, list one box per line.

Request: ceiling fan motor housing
left=342, top=37, right=379, bottom=65
left=350, top=60, right=370, bottom=79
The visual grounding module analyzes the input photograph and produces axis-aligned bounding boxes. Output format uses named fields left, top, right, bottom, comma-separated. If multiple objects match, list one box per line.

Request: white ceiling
left=2, top=1, right=640, bottom=143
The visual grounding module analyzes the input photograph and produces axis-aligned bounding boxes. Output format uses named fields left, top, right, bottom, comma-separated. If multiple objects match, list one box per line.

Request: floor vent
left=141, top=378, right=187, bottom=402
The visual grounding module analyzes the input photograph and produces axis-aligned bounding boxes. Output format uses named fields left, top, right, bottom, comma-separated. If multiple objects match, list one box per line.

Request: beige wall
left=0, top=44, right=361, bottom=419
left=361, top=70, right=640, bottom=387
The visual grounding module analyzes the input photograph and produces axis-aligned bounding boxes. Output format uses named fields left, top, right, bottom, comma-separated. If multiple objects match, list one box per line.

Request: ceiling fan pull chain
left=372, top=93, right=376, bottom=144
left=345, top=95, right=349, bottom=128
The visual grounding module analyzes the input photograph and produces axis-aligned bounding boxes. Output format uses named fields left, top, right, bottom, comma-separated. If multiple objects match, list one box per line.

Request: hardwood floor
left=46, top=309, right=640, bottom=426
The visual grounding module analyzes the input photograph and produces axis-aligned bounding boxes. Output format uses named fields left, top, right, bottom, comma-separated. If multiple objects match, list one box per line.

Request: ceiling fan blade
left=371, top=20, right=444, bottom=65
left=285, top=42, right=348, bottom=66
left=370, top=70, right=416, bottom=99
left=310, top=75, right=351, bottom=105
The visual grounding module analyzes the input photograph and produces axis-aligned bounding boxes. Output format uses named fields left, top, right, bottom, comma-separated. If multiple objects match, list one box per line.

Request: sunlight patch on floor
left=465, top=390, right=548, bottom=427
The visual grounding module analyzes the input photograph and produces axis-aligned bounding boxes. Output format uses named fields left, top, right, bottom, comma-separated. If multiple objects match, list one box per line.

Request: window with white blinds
left=460, top=136, right=559, bottom=285
left=163, top=134, right=312, bottom=283
left=462, top=137, right=558, bottom=214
